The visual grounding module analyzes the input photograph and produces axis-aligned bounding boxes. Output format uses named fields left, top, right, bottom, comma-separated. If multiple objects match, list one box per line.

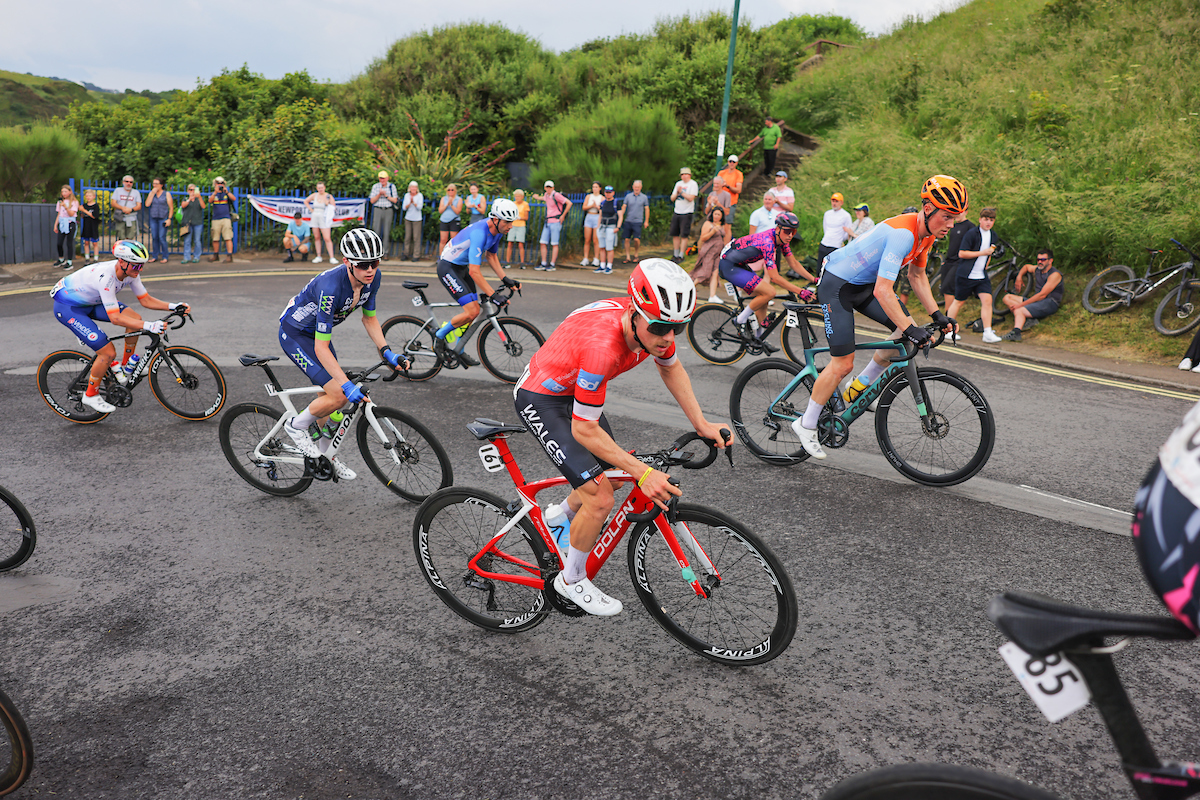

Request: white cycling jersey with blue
left=50, top=260, right=146, bottom=310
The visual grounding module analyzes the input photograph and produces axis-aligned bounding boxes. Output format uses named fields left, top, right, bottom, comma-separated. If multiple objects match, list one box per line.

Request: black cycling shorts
left=514, top=388, right=615, bottom=489
left=817, top=272, right=897, bottom=357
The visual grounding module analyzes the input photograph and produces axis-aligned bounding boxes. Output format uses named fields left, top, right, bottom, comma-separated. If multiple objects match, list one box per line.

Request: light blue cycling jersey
left=439, top=219, right=503, bottom=267
left=821, top=213, right=934, bottom=285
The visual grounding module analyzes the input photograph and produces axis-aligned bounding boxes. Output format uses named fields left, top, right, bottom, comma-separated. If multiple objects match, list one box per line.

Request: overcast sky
left=7, top=0, right=962, bottom=93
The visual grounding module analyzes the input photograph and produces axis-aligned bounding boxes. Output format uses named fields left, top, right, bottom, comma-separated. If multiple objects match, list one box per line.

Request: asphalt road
left=2, top=275, right=1198, bottom=799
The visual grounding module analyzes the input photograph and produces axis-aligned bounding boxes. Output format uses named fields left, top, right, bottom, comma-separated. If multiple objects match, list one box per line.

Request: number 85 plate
left=999, top=641, right=1092, bottom=723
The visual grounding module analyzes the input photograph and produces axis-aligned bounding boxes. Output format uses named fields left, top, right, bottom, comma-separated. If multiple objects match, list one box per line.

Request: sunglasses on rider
left=646, top=320, right=687, bottom=336
left=123, top=261, right=144, bottom=272
left=351, top=260, right=380, bottom=270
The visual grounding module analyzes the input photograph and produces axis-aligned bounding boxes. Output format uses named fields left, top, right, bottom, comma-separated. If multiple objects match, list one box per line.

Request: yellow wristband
left=637, top=467, right=653, bottom=487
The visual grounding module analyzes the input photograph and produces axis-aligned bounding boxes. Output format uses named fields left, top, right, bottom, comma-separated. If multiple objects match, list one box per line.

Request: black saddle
left=403, top=281, right=429, bottom=290
left=467, top=418, right=528, bottom=440
left=239, top=354, right=280, bottom=367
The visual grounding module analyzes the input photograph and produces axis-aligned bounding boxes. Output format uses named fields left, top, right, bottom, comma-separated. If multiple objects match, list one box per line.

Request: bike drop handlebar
left=889, top=321, right=947, bottom=363
left=626, top=429, right=734, bottom=524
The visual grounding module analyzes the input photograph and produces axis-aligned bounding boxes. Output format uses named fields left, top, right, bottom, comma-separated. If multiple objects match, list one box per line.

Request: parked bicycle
left=413, top=420, right=798, bottom=665
left=0, top=486, right=35, bottom=573
left=36, top=308, right=225, bottom=424
left=1083, top=239, right=1200, bottom=335
left=729, top=304, right=995, bottom=486
left=380, top=282, right=545, bottom=384
left=219, top=354, right=452, bottom=501
left=687, top=284, right=830, bottom=369
left=0, top=685, right=33, bottom=796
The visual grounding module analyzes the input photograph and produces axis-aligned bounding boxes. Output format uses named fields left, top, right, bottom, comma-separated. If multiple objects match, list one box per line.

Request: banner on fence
left=247, top=195, right=366, bottom=226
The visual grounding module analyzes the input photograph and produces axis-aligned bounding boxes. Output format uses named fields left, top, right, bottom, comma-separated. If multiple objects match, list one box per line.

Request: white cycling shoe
left=790, top=419, right=827, bottom=460
left=554, top=573, right=623, bottom=616
left=81, top=393, right=116, bottom=413
left=331, top=457, right=356, bottom=480
left=283, top=419, right=321, bottom=458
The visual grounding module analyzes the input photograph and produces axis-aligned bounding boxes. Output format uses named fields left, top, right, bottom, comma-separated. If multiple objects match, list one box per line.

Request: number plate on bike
left=785, top=310, right=799, bottom=328
left=999, top=641, right=1091, bottom=722
left=412, top=295, right=424, bottom=307
left=477, top=443, right=504, bottom=473
left=724, top=281, right=736, bottom=298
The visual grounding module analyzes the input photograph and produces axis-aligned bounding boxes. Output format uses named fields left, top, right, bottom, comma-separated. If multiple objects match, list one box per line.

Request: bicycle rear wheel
left=627, top=504, right=798, bottom=666
left=1154, top=281, right=1200, bottom=336
left=0, top=685, right=34, bottom=797
left=729, top=358, right=820, bottom=465
left=36, top=350, right=109, bottom=423
left=687, top=304, right=747, bottom=365
left=820, top=763, right=1062, bottom=800
left=148, top=346, right=226, bottom=420
left=875, top=367, right=995, bottom=486
left=218, top=402, right=312, bottom=496
left=356, top=407, right=453, bottom=502
left=412, top=487, right=549, bottom=632
left=477, top=317, right=545, bottom=384
left=0, top=486, right=35, bottom=573
left=380, top=314, right=442, bottom=381
left=1082, top=265, right=1136, bottom=314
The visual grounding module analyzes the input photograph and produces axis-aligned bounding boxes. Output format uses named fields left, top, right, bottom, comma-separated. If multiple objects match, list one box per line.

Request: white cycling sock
left=736, top=307, right=754, bottom=324
left=558, top=500, right=578, bottom=523
left=564, top=545, right=589, bottom=584
left=292, top=409, right=319, bottom=430
left=801, top=399, right=824, bottom=430
left=858, top=360, right=886, bottom=385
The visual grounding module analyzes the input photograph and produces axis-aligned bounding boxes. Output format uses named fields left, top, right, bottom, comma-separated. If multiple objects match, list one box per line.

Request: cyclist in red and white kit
left=514, top=258, right=729, bottom=616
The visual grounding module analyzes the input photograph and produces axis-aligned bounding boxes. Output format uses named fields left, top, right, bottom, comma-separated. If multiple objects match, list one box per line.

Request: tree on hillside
left=0, top=125, right=85, bottom=201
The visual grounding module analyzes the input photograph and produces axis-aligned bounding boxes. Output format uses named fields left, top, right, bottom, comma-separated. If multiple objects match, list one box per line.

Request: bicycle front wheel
left=148, top=346, right=226, bottom=420
left=875, top=367, right=995, bottom=486
left=687, top=304, right=747, bottom=365
left=380, top=314, right=442, bottom=381
left=628, top=504, right=798, bottom=666
left=0, top=686, right=34, bottom=797
left=477, top=317, right=545, bottom=384
left=0, top=486, right=36, bottom=573
left=820, top=763, right=1063, bottom=800
left=412, top=487, right=549, bottom=633
left=36, top=350, right=108, bottom=423
left=1154, top=281, right=1200, bottom=336
left=779, top=310, right=831, bottom=371
left=729, top=358, right=816, bottom=465
left=218, top=403, right=312, bottom=496
left=356, top=407, right=453, bottom=502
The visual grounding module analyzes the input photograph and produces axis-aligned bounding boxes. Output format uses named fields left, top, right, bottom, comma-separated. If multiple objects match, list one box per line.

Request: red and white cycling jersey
left=517, top=297, right=677, bottom=421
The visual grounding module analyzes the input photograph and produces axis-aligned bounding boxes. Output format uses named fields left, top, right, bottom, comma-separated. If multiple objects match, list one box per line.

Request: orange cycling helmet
left=920, top=175, right=969, bottom=215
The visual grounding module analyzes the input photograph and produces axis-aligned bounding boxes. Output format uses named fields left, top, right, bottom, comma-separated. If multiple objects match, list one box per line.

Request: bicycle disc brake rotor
left=175, top=370, right=199, bottom=390
left=105, top=384, right=133, bottom=408
left=543, top=569, right=587, bottom=617
left=922, top=411, right=950, bottom=439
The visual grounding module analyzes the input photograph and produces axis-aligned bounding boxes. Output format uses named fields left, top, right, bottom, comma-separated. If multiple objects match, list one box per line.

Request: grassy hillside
left=0, top=70, right=177, bottom=128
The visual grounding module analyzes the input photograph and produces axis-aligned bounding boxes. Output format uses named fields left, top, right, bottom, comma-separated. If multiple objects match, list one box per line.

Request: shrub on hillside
left=0, top=124, right=85, bottom=201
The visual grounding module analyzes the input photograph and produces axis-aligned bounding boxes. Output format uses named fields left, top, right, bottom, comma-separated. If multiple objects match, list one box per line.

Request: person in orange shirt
left=717, top=155, right=744, bottom=238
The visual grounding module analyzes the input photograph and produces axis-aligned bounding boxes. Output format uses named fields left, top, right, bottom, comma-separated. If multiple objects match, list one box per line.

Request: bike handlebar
left=623, top=429, right=734, bottom=525
left=1171, top=238, right=1200, bottom=261
left=889, top=321, right=947, bottom=363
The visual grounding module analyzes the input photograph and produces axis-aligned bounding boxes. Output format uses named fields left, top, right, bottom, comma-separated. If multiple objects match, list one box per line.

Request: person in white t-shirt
left=946, top=207, right=1001, bottom=343
left=747, top=192, right=780, bottom=234
left=818, top=192, right=853, bottom=266
left=669, top=167, right=699, bottom=262
left=768, top=171, right=795, bottom=212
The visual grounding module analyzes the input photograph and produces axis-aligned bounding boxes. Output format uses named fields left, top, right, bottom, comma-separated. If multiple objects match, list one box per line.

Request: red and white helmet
left=628, top=258, right=695, bottom=324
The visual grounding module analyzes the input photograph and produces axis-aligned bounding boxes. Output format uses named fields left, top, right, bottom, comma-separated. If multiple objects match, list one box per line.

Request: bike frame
left=1113, top=255, right=1192, bottom=300
left=405, top=285, right=515, bottom=357
left=66, top=328, right=166, bottom=394
left=467, top=432, right=720, bottom=599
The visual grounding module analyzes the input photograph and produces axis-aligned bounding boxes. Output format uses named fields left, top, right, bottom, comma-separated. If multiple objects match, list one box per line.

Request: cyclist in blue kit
left=278, top=227, right=409, bottom=479
left=434, top=198, right=521, bottom=366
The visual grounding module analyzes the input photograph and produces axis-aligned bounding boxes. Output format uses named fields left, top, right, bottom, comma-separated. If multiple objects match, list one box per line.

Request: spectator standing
left=401, top=180, right=424, bottom=261
left=437, top=183, right=463, bottom=254
left=79, top=189, right=101, bottom=263
left=283, top=211, right=312, bottom=262
left=110, top=175, right=141, bottom=244
left=692, top=206, right=730, bottom=303
left=818, top=192, right=852, bottom=265
left=145, top=178, right=174, bottom=263
left=759, top=118, right=782, bottom=175
left=717, top=156, right=743, bottom=236
left=669, top=167, right=699, bottom=263
left=369, top=170, right=399, bottom=261
left=505, top=189, right=530, bottom=267
left=747, top=191, right=779, bottom=235
left=464, top=183, right=487, bottom=226
left=52, top=184, right=79, bottom=269
left=618, top=180, right=649, bottom=263
left=769, top=171, right=795, bottom=212
left=937, top=210, right=972, bottom=306
left=581, top=181, right=603, bottom=267
left=178, top=183, right=205, bottom=263
left=1002, top=248, right=1064, bottom=341
left=208, top=177, right=236, bottom=263
left=846, top=203, right=874, bottom=240
left=532, top=180, right=572, bottom=271
left=594, top=185, right=619, bottom=274
left=705, top=176, right=732, bottom=224
left=304, top=182, right=336, bottom=263
left=946, top=207, right=1001, bottom=343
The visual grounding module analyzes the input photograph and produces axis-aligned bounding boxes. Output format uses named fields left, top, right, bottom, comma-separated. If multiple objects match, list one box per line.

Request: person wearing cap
left=208, top=177, right=237, bottom=263
left=669, top=167, right=699, bottom=263
left=618, top=180, right=649, bottom=263
left=532, top=180, right=572, bottom=271
left=846, top=203, right=874, bottom=240
left=769, top=171, right=795, bottom=212
left=717, top=155, right=744, bottom=235
left=369, top=170, right=399, bottom=261
left=283, top=211, right=311, bottom=263
left=401, top=181, right=424, bottom=261
left=759, top=117, right=782, bottom=174
left=594, top=186, right=619, bottom=274
left=818, top=192, right=852, bottom=266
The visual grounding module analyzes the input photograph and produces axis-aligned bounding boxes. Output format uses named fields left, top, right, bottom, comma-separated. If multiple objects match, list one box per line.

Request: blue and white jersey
left=821, top=213, right=935, bottom=285
left=279, top=264, right=381, bottom=338
left=50, top=259, right=147, bottom=311
left=440, top=219, right=503, bottom=267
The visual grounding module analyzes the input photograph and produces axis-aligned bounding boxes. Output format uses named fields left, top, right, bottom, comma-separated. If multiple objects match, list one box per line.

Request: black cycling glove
left=931, top=310, right=953, bottom=329
left=501, top=276, right=519, bottom=288
left=902, top=324, right=932, bottom=348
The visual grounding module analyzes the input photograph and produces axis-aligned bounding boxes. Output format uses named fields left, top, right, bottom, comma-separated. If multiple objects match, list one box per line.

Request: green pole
left=714, top=0, right=741, bottom=179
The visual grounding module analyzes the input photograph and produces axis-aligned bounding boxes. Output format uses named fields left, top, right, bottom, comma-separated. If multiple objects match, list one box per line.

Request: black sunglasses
left=351, top=260, right=380, bottom=270
left=1036, top=257, right=1050, bottom=262
left=647, top=320, right=687, bottom=336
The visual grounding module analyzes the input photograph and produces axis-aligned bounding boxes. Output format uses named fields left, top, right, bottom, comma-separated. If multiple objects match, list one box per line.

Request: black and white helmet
left=489, top=197, right=520, bottom=222
left=339, top=228, right=384, bottom=263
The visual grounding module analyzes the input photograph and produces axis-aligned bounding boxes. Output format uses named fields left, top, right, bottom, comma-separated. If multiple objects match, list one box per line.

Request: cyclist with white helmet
left=277, top=227, right=409, bottom=480
left=49, top=239, right=190, bottom=414
left=514, top=258, right=730, bottom=616
left=434, top=198, right=521, bottom=366
left=791, top=175, right=963, bottom=460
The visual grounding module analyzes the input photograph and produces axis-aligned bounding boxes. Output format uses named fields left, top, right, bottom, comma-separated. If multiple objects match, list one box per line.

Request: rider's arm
left=656, top=359, right=728, bottom=447
left=466, top=227, right=495, bottom=295
left=361, top=313, right=389, bottom=351
left=904, top=255, right=941, bottom=319
left=779, top=247, right=816, bottom=284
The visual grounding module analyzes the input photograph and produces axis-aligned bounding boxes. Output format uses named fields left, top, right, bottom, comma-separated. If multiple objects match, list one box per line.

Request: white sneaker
left=1181, top=358, right=1194, bottom=371
left=707, top=295, right=725, bottom=304
left=81, top=393, right=116, bottom=413
left=581, top=258, right=590, bottom=266
left=311, top=257, right=323, bottom=264
left=331, top=457, right=356, bottom=480
left=982, top=329, right=1002, bottom=343
left=283, top=419, right=321, bottom=458
left=1192, top=363, right=1200, bottom=374
left=553, top=573, right=622, bottom=616
left=790, top=419, right=827, bottom=460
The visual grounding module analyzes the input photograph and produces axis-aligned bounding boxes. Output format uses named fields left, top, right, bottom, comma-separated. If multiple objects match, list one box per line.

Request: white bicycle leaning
left=218, top=354, right=453, bottom=500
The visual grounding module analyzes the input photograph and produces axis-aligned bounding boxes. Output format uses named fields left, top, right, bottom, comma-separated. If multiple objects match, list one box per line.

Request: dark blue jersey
left=279, top=264, right=381, bottom=339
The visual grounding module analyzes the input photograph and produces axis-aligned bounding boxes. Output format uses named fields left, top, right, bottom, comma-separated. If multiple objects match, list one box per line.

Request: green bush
left=0, top=124, right=86, bottom=201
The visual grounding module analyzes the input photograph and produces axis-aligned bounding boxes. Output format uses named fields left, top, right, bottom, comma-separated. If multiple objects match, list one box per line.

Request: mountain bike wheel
left=0, top=486, right=36, bottom=573
left=729, top=358, right=818, bottom=465
left=627, top=504, right=798, bottom=666
left=148, top=346, right=226, bottom=420
left=356, top=407, right=453, bottom=502
left=477, top=317, right=545, bottom=384
left=1154, top=281, right=1200, bottom=336
left=0, top=686, right=34, bottom=797
left=1082, top=265, right=1135, bottom=314
left=820, top=763, right=1063, bottom=800
left=875, top=367, right=995, bottom=487
left=687, top=304, right=747, bottom=365
left=380, top=314, right=442, bottom=381
left=36, top=350, right=109, bottom=423
left=218, top=403, right=312, bottom=496
left=779, top=310, right=831, bottom=371
left=412, top=487, right=549, bottom=633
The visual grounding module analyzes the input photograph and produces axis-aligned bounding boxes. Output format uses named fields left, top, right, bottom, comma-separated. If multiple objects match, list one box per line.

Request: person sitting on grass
left=1000, top=248, right=1063, bottom=342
